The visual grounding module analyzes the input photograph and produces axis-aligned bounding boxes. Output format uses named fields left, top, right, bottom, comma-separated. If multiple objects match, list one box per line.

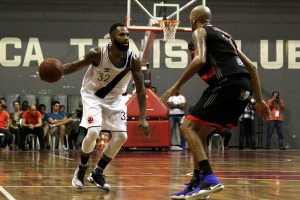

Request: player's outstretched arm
left=131, top=53, right=150, bottom=138
left=237, top=49, right=270, bottom=120
left=63, top=47, right=100, bottom=76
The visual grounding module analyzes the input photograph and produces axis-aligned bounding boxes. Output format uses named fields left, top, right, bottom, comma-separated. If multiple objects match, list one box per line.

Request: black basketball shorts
left=186, top=75, right=253, bottom=132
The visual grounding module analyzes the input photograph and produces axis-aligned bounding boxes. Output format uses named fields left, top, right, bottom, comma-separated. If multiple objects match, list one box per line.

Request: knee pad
left=81, top=126, right=101, bottom=154
left=103, top=131, right=127, bottom=159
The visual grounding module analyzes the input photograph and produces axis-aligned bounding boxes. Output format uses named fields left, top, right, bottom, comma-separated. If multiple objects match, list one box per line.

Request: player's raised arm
left=63, top=47, right=101, bottom=75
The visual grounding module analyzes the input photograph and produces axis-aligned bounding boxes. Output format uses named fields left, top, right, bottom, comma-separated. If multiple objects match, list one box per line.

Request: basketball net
left=159, top=20, right=180, bottom=41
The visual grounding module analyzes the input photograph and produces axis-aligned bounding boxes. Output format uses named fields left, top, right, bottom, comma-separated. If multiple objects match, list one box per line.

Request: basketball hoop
left=159, top=20, right=180, bottom=41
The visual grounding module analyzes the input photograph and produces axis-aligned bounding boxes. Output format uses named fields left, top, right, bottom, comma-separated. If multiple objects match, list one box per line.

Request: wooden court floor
left=0, top=149, right=300, bottom=200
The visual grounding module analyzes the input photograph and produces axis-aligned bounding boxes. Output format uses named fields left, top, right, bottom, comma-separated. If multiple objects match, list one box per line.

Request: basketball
left=39, top=58, right=63, bottom=83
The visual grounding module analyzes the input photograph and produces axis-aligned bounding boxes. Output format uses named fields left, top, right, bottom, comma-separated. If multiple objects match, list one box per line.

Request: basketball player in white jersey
left=62, top=23, right=150, bottom=191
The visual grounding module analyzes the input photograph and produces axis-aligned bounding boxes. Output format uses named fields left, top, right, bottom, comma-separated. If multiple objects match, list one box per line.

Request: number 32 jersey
left=81, top=44, right=133, bottom=102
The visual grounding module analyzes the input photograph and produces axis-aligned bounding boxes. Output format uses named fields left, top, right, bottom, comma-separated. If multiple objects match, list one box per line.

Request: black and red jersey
left=190, top=24, right=249, bottom=85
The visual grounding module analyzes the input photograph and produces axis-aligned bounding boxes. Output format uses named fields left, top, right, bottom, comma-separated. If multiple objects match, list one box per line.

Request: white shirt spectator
left=167, top=95, right=186, bottom=115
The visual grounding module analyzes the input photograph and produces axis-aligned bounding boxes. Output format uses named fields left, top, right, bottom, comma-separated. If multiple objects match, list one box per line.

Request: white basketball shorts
left=80, top=89, right=127, bottom=132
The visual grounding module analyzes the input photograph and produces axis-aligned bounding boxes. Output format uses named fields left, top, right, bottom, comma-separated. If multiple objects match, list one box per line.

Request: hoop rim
left=125, top=16, right=191, bottom=32
left=159, top=19, right=180, bottom=24
left=127, top=26, right=192, bottom=33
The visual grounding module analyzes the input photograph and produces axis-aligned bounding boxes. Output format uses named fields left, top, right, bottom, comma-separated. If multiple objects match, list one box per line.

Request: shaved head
left=191, top=5, right=212, bottom=22
left=189, top=5, right=212, bottom=31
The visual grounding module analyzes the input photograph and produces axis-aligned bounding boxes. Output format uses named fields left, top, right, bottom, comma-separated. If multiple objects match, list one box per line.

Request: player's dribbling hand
left=160, top=85, right=180, bottom=104
left=255, top=100, right=270, bottom=120
left=138, top=118, right=151, bottom=138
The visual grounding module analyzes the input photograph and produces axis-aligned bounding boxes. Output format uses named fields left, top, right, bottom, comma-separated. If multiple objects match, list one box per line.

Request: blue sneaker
left=184, top=174, right=224, bottom=200
left=170, top=178, right=199, bottom=199
left=170, top=175, right=204, bottom=199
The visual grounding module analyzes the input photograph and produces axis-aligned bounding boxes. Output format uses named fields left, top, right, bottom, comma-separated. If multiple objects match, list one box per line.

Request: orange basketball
left=39, top=58, right=63, bottom=83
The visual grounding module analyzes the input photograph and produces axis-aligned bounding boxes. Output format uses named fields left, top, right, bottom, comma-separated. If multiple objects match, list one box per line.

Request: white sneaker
left=170, top=146, right=183, bottom=151
left=49, top=124, right=56, bottom=129
left=60, top=144, right=68, bottom=151
left=72, top=165, right=87, bottom=189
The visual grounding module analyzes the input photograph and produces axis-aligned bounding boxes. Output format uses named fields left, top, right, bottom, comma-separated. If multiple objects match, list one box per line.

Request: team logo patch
left=87, top=117, right=94, bottom=124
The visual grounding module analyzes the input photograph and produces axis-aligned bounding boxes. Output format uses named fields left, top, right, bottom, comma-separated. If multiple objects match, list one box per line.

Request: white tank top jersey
left=81, top=44, right=133, bottom=102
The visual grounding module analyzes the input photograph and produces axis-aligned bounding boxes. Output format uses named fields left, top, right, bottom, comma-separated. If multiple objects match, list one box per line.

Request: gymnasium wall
left=1, top=0, right=300, bottom=148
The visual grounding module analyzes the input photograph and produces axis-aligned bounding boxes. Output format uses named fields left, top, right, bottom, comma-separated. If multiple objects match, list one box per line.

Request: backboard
left=126, top=0, right=205, bottom=66
left=126, top=0, right=202, bottom=33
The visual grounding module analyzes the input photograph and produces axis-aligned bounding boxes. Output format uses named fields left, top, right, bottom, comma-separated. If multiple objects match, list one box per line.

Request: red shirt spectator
left=0, top=107, right=9, bottom=128
left=266, top=91, right=286, bottom=150
left=22, top=109, right=42, bottom=125
left=267, top=98, right=284, bottom=121
left=19, top=105, right=44, bottom=151
left=0, top=104, right=13, bottom=151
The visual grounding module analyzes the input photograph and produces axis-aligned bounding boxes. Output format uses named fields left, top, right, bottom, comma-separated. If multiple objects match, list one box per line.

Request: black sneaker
left=72, top=165, right=87, bottom=189
left=87, top=168, right=111, bottom=191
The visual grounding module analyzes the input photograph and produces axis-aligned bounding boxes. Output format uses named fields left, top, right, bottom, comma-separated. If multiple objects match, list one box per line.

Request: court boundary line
left=0, top=186, right=16, bottom=200
left=2, top=181, right=300, bottom=189
left=1, top=173, right=299, bottom=178
left=49, top=153, right=74, bottom=160
left=252, top=151, right=300, bottom=159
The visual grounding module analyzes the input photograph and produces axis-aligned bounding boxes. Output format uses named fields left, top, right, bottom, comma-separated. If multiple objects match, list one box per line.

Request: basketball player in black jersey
left=161, top=5, right=270, bottom=199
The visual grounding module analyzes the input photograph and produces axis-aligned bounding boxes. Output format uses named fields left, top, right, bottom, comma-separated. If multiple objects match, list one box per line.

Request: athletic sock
left=96, top=154, right=112, bottom=173
left=193, top=169, right=201, bottom=182
left=198, top=160, right=213, bottom=175
left=80, top=154, right=89, bottom=166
